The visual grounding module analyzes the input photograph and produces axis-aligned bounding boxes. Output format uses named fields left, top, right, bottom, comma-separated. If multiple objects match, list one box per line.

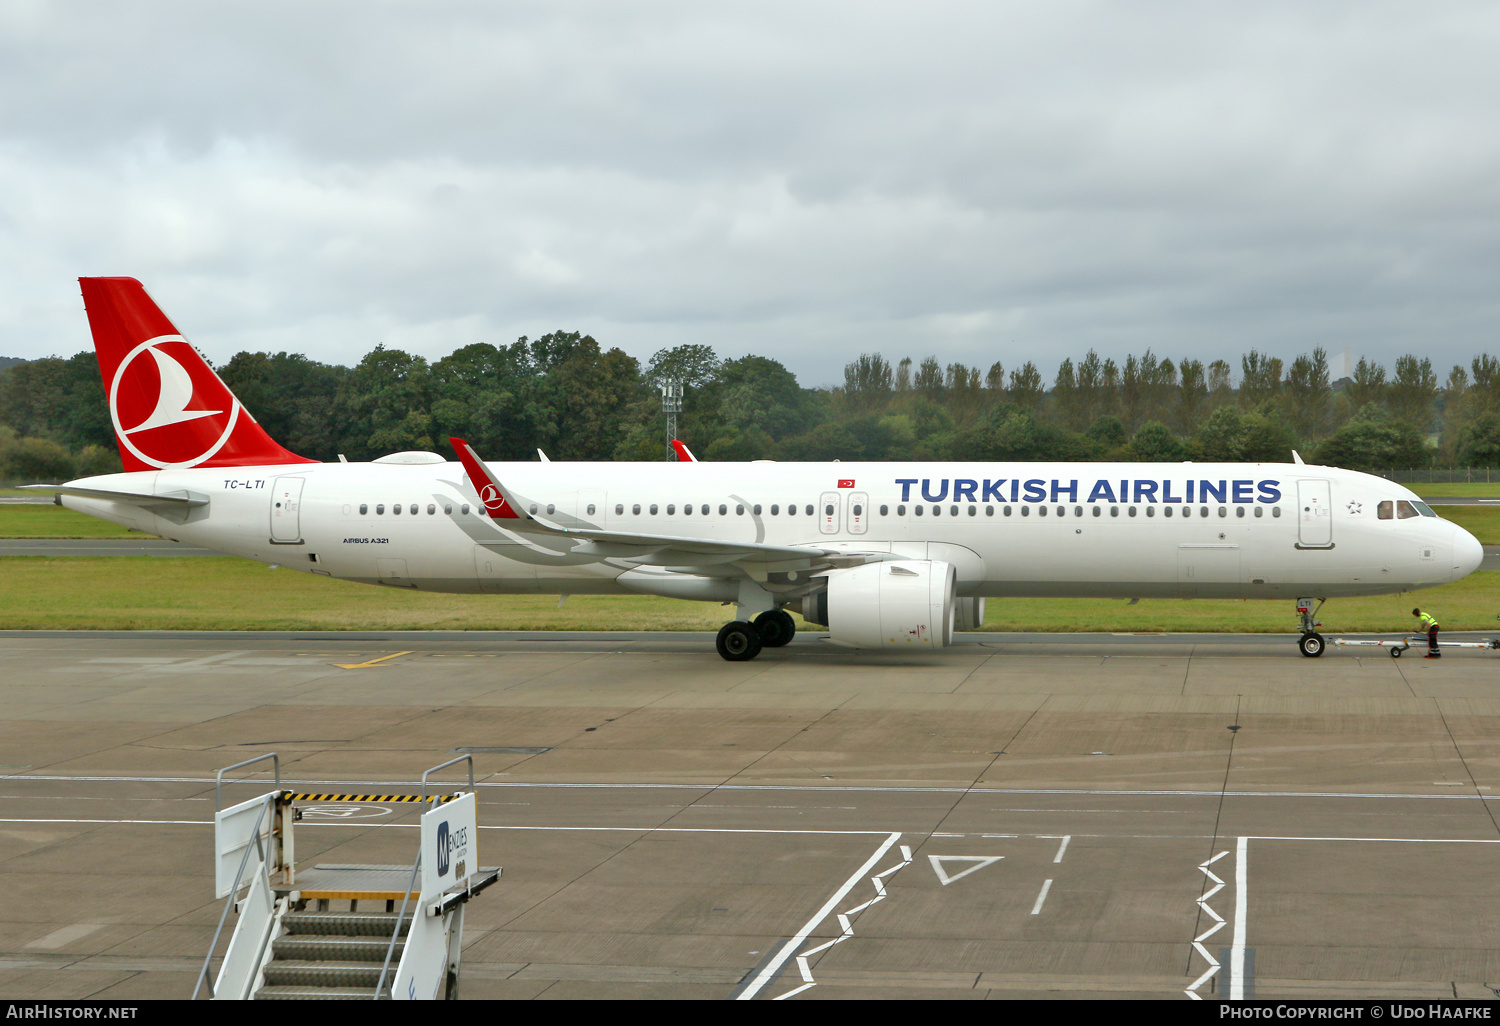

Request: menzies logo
left=436, top=820, right=451, bottom=876
left=109, top=335, right=242, bottom=469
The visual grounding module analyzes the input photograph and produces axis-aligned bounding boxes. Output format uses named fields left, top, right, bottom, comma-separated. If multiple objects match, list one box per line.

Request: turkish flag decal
left=838, top=479, right=855, bottom=488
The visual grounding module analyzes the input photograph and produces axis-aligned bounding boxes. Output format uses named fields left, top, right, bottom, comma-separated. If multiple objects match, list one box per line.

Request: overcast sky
left=2, top=1, right=1499, bottom=386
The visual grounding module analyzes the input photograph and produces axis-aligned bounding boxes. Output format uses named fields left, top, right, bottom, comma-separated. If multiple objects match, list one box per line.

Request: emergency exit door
left=1297, top=479, right=1333, bottom=548
left=270, top=477, right=304, bottom=543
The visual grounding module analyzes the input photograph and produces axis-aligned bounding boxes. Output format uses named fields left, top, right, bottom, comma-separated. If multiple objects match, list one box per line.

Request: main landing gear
left=1296, top=597, right=1326, bottom=658
left=715, top=609, right=797, bottom=661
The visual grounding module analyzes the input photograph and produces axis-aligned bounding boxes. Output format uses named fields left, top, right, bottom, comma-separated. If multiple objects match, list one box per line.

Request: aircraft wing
left=451, top=437, right=879, bottom=572
left=23, top=483, right=209, bottom=510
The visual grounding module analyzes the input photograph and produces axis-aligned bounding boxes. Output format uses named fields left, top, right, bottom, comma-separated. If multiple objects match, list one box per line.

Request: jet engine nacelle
left=802, top=559, right=956, bottom=650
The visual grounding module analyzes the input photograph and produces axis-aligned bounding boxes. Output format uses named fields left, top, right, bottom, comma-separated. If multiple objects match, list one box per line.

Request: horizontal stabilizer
left=23, top=483, right=209, bottom=509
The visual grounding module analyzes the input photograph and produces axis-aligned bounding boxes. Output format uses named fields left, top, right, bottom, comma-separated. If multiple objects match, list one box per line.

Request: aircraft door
left=819, top=491, right=841, bottom=535
left=270, top=477, right=304, bottom=543
left=847, top=491, right=869, bottom=535
left=1296, top=480, right=1333, bottom=548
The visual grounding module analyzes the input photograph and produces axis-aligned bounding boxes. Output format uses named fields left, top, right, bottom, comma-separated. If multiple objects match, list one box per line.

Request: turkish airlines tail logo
left=79, top=278, right=315, bottom=471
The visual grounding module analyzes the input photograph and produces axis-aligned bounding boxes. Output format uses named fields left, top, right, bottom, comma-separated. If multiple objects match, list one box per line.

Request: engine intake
left=800, top=559, right=956, bottom=650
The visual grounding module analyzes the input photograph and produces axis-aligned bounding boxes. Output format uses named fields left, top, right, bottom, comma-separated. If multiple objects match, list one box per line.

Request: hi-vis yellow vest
left=1420, top=612, right=1439, bottom=630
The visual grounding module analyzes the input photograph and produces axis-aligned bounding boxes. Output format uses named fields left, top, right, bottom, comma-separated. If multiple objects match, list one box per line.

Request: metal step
left=262, top=959, right=389, bottom=989
left=281, top=911, right=409, bottom=936
left=255, top=985, right=379, bottom=1000
left=271, top=936, right=403, bottom=962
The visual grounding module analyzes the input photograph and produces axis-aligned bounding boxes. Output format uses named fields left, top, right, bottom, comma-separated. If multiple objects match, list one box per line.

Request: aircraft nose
left=1453, top=524, right=1484, bottom=581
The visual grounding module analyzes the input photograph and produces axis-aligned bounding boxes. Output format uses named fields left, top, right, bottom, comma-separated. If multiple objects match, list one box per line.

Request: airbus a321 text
left=36, top=277, right=1484, bottom=660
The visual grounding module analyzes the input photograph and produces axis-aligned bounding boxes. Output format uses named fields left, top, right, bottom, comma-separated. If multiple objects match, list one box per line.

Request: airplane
left=33, top=277, right=1485, bottom=661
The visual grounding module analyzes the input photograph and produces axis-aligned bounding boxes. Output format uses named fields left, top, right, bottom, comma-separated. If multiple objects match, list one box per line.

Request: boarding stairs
left=193, top=755, right=499, bottom=1000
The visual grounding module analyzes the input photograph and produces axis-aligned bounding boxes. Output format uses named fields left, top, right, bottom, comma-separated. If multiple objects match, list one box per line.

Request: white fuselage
left=60, top=460, right=1482, bottom=603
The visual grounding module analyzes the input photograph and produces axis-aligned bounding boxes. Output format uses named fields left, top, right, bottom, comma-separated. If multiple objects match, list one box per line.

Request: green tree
left=1240, top=350, right=1282, bottom=408
left=1313, top=419, right=1428, bottom=471
left=1282, top=347, right=1331, bottom=442
left=1388, top=354, right=1438, bottom=430
left=1007, top=362, right=1044, bottom=414
left=1130, top=421, right=1186, bottom=461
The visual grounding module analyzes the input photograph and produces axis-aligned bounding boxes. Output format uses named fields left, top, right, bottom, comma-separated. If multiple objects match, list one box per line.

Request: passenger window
left=1057, top=506, right=1066, bottom=517
left=668, top=504, right=677, bottom=515
left=410, top=504, right=418, bottom=515
left=444, top=504, right=452, bottom=515
left=632, top=504, right=641, bottom=515
left=1397, top=500, right=1420, bottom=519
left=1146, top=506, right=1155, bottom=517
left=1200, top=506, right=1208, bottom=517
left=1091, top=506, right=1101, bottom=517
left=1163, top=506, right=1172, bottom=518
left=1182, top=506, right=1191, bottom=517
left=393, top=504, right=402, bottom=516
left=788, top=504, right=797, bottom=516
left=932, top=505, right=941, bottom=517
left=546, top=504, right=555, bottom=515
left=720, top=504, right=727, bottom=515
left=736, top=505, right=745, bottom=515
left=1254, top=506, right=1263, bottom=518
left=650, top=504, right=659, bottom=515
left=1003, top=505, right=1012, bottom=516
left=615, top=504, right=623, bottom=515
left=528, top=504, right=537, bottom=514
left=753, top=504, right=762, bottom=515
left=684, top=503, right=692, bottom=515
left=771, top=504, right=779, bottom=515
left=1272, top=507, right=1282, bottom=518
left=881, top=505, right=889, bottom=516
left=985, top=505, right=994, bottom=516
left=968, top=505, right=976, bottom=517
left=1074, top=506, right=1082, bottom=517
left=376, top=504, right=385, bottom=514
left=1021, top=506, right=1030, bottom=517
left=805, top=504, right=813, bottom=516
left=1110, top=506, right=1119, bottom=517
left=1128, top=506, right=1137, bottom=517
left=461, top=504, right=470, bottom=515
left=1218, top=507, right=1227, bottom=517
left=428, top=504, right=436, bottom=515
left=1037, top=505, right=1046, bottom=517
left=359, top=503, right=368, bottom=515
left=916, top=505, right=925, bottom=516
left=897, top=504, right=907, bottom=515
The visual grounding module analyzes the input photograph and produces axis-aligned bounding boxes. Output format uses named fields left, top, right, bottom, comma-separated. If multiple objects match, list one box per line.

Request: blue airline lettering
left=1232, top=480, right=1254, bottom=503
left=1023, top=479, right=1046, bottom=502
left=1257, top=480, right=1281, bottom=503
left=1201, top=480, right=1226, bottom=503
left=1134, top=480, right=1158, bottom=503
left=921, top=479, right=949, bottom=502
left=1162, top=480, right=1182, bottom=503
left=954, top=479, right=978, bottom=502
left=1087, top=480, right=1116, bottom=503
left=896, top=478, right=918, bottom=502
left=982, top=479, right=1006, bottom=502
left=1186, top=480, right=1195, bottom=502
left=1051, top=479, right=1078, bottom=502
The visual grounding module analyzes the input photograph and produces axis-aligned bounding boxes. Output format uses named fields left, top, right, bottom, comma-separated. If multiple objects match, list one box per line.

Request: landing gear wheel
left=754, top=609, right=796, bottom=648
left=1299, top=632, right=1325, bottom=658
left=1389, top=646, right=1403, bottom=659
left=716, top=621, right=763, bottom=661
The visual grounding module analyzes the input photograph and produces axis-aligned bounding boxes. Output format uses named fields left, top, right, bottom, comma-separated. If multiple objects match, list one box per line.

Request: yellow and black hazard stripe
left=281, top=792, right=460, bottom=804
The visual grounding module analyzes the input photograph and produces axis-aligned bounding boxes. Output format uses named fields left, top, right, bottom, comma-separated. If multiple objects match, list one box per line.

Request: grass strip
left=0, top=556, right=1496, bottom=633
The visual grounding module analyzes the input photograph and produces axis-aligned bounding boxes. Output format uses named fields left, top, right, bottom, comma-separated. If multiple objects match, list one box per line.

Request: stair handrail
left=215, top=752, right=280, bottom=811
left=192, top=795, right=270, bottom=1000
left=374, top=847, right=422, bottom=999
left=419, top=754, right=473, bottom=801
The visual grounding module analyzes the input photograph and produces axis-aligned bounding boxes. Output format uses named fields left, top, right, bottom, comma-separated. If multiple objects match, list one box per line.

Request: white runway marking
left=1232, top=836, right=1248, bottom=1001
left=737, top=832, right=904, bottom=1001
left=1042, top=835, right=1072, bottom=862
left=1184, top=849, right=1230, bottom=1001
left=928, top=854, right=1003, bottom=886
left=26, top=924, right=103, bottom=950
left=1030, top=879, right=1053, bottom=915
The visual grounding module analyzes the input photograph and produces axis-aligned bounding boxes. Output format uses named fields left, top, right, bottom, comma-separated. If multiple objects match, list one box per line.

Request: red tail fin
left=79, top=277, right=315, bottom=471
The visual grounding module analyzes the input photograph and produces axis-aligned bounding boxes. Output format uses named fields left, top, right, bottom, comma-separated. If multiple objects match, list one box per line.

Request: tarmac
left=2, top=630, right=1500, bottom=1001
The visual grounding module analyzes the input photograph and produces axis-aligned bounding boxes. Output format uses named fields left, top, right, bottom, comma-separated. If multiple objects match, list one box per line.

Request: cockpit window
left=1412, top=501, right=1438, bottom=517
left=1377, top=501, right=1393, bottom=520
left=1396, top=500, right=1420, bottom=519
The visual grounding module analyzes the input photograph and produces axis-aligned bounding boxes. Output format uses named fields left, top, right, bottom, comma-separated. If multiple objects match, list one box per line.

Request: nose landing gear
left=1296, top=597, right=1326, bottom=657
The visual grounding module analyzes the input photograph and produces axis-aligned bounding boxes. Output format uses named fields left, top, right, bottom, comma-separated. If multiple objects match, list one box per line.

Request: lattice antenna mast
left=660, top=378, right=683, bottom=461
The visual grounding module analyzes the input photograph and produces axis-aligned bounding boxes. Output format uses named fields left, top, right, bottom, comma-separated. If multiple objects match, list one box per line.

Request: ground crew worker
left=1413, top=608, right=1440, bottom=658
